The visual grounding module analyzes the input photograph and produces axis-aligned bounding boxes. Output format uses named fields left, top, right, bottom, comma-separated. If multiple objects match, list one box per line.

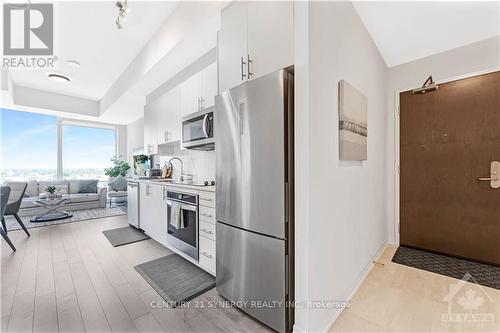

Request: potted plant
left=46, top=186, right=57, bottom=199
left=104, top=156, right=131, bottom=178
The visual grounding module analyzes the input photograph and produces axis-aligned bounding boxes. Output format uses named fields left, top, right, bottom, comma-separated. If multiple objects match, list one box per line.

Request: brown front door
left=400, top=71, right=500, bottom=266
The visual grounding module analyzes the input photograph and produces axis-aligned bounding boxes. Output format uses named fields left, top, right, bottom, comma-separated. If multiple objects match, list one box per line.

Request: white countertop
left=129, top=178, right=215, bottom=193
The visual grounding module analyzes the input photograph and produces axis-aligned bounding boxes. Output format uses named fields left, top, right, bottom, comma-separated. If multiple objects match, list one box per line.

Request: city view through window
left=1, top=109, right=116, bottom=183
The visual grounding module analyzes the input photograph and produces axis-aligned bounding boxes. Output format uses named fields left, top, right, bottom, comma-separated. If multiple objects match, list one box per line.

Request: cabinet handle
left=200, top=96, right=205, bottom=109
left=201, top=251, right=213, bottom=259
left=247, top=54, right=253, bottom=78
left=241, top=56, right=247, bottom=81
left=201, top=213, right=213, bottom=218
left=200, top=197, right=213, bottom=202
left=201, top=228, right=213, bottom=235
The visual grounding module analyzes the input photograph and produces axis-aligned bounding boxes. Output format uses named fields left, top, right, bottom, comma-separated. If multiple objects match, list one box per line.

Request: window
left=1, top=108, right=57, bottom=182
left=0, top=109, right=118, bottom=184
left=62, top=124, right=116, bottom=181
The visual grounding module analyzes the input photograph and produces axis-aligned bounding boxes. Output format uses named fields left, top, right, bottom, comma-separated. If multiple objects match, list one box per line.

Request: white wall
left=294, top=1, right=389, bottom=331
left=126, top=117, right=144, bottom=169
left=386, top=36, right=500, bottom=244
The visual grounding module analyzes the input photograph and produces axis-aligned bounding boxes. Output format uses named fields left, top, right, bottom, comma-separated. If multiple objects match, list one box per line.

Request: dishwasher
left=127, top=181, right=140, bottom=228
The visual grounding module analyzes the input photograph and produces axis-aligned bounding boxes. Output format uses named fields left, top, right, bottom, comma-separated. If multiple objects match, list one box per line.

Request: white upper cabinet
left=218, top=1, right=293, bottom=92
left=145, top=62, right=217, bottom=152
left=218, top=1, right=248, bottom=93
left=202, top=62, right=218, bottom=108
left=181, top=73, right=202, bottom=117
left=158, top=85, right=181, bottom=144
left=144, top=84, right=182, bottom=153
left=165, top=86, right=181, bottom=142
left=144, top=105, right=158, bottom=155
left=181, top=62, right=218, bottom=117
left=247, top=1, right=294, bottom=79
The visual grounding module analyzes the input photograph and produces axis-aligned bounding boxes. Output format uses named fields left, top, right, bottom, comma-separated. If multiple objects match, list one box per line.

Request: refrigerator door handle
left=239, top=102, right=245, bottom=135
left=285, top=182, right=290, bottom=223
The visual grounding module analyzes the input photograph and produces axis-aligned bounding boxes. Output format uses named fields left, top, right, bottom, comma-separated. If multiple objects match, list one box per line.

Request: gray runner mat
left=134, top=253, right=215, bottom=307
left=103, top=226, right=150, bottom=247
left=392, top=246, right=500, bottom=290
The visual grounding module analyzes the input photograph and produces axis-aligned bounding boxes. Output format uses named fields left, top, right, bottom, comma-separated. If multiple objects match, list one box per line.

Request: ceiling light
left=67, top=60, right=80, bottom=68
left=48, top=73, right=71, bottom=84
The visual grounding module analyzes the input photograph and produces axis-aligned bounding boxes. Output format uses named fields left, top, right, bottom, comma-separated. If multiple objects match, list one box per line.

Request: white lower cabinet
left=198, top=191, right=216, bottom=275
left=199, top=220, right=215, bottom=241
left=199, top=205, right=216, bottom=224
left=140, top=184, right=217, bottom=275
left=139, top=183, right=165, bottom=243
left=199, top=235, right=216, bottom=274
left=199, top=191, right=215, bottom=208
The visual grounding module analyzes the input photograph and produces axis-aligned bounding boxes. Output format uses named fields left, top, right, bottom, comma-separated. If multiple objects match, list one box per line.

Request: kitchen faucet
left=168, top=157, right=185, bottom=180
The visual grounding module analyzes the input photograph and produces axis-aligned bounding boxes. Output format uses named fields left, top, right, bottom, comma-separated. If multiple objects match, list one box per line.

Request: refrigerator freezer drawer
left=216, top=222, right=286, bottom=332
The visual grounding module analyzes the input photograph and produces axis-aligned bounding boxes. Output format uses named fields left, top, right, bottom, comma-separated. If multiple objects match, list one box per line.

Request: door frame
left=392, top=67, right=500, bottom=245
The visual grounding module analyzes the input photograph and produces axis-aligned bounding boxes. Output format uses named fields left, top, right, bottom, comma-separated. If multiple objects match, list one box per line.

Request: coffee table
left=30, top=197, right=73, bottom=222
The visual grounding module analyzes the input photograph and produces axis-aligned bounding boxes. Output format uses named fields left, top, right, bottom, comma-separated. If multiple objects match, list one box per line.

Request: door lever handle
left=477, top=162, right=500, bottom=188
left=478, top=177, right=498, bottom=181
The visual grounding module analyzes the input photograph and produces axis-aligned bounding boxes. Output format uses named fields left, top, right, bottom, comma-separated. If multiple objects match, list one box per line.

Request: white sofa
left=6, top=180, right=107, bottom=216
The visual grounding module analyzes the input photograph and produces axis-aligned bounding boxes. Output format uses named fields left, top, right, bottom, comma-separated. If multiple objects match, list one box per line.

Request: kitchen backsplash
left=151, top=142, right=215, bottom=181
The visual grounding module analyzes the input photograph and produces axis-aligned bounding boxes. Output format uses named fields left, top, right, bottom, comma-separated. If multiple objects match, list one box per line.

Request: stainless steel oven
left=181, top=107, right=214, bottom=150
left=166, top=190, right=199, bottom=261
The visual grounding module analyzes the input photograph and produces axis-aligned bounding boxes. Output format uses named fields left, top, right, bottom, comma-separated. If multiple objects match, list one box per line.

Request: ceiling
left=353, top=1, right=500, bottom=67
left=9, top=1, right=179, bottom=100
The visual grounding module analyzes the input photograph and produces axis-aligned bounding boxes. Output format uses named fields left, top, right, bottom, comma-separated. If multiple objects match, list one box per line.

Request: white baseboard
left=316, top=242, right=389, bottom=333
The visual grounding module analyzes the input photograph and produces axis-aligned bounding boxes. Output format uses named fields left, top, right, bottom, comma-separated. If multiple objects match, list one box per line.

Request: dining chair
left=1, top=186, right=16, bottom=251
left=2, top=182, right=30, bottom=236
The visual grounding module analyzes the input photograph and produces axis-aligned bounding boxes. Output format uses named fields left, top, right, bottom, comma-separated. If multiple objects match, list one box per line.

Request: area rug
left=4, top=207, right=126, bottom=231
left=392, top=246, right=500, bottom=290
left=103, top=226, right=150, bottom=247
left=134, top=253, right=215, bottom=307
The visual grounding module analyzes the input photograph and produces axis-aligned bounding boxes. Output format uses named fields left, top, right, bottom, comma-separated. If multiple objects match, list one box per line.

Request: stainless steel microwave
left=182, top=107, right=214, bottom=150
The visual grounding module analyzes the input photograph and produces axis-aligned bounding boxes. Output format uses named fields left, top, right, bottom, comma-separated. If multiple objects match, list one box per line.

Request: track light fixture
left=116, top=1, right=131, bottom=29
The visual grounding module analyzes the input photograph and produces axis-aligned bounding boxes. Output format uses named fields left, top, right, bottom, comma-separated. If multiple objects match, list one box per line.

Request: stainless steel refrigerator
left=215, top=69, right=294, bottom=333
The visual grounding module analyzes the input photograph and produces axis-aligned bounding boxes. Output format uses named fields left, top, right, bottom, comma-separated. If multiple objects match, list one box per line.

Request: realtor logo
left=3, top=3, right=53, bottom=55
left=442, top=273, right=496, bottom=328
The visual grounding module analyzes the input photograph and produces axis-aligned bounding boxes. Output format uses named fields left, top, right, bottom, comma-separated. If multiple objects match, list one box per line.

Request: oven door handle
left=166, top=200, right=197, bottom=212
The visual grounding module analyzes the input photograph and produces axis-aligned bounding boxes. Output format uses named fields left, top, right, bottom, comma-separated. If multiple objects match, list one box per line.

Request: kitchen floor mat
left=134, top=253, right=215, bottom=307
left=103, top=226, right=150, bottom=247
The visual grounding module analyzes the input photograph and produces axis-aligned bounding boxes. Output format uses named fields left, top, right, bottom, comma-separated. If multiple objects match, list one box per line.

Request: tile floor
left=329, top=245, right=500, bottom=333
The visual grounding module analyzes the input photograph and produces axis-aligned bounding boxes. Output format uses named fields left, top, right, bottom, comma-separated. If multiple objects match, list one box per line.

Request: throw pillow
left=109, top=175, right=127, bottom=192
left=78, top=179, right=99, bottom=193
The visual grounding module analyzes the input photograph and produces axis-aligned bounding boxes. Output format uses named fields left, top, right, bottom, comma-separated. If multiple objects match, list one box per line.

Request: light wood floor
left=1, top=215, right=271, bottom=333
left=329, top=245, right=500, bottom=333
left=3, top=217, right=499, bottom=333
